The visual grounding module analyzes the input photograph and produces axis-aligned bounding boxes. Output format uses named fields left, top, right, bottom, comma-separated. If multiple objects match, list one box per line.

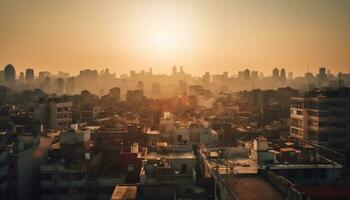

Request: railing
left=265, top=171, right=305, bottom=200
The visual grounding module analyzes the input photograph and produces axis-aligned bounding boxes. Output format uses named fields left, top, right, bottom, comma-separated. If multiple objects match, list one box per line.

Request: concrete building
left=0, top=145, right=9, bottom=199
left=9, top=135, right=51, bottom=200
left=25, top=68, right=35, bottom=83
left=34, top=97, right=73, bottom=129
left=172, top=123, right=218, bottom=148
left=138, top=145, right=197, bottom=199
left=290, top=88, right=350, bottom=166
left=4, top=64, right=16, bottom=83
left=40, top=126, right=91, bottom=200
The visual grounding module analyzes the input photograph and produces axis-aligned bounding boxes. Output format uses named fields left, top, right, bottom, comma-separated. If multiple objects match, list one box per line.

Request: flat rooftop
left=226, top=175, right=284, bottom=200
left=138, top=151, right=195, bottom=160
left=111, top=185, right=137, bottom=200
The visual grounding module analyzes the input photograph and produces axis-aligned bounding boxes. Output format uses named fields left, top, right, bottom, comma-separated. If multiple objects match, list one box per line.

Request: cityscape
left=1, top=1, right=350, bottom=200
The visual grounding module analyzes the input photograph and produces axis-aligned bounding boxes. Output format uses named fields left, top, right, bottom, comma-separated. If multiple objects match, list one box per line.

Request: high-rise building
left=19, top=72, right=25, bottom=83
left=34, top=97, right=73, bottom=129
left=25, top=68, right=35, bottom=83
left=259, top=72, right=264, bottom=79
left=179, top=66, right=184, bottom=74
left=0, top=70, right=4, bottom=83
left=290, top=88, right=350, bottom=166
left=251, top=71, right=259, bottom=80
left=172, top=65, right=177, bottom=75
left=65, top=77, right=76, bottom=95
left=272, top=68, right=279, bottom=79
left=317, top=67, right=328, bottom=88
left=288, top=72, right=294, bottom=80
left=203, top=72, right=210, bottom=83
left=280, top=68, right=286, bottom=81
left=137, top=81, right=144, bottom=91
left=109, top=87, right=121, bottom=102
left=243, top=69, right=250, bottom=81
left=4, top=64, right=16, bottom=82
left=223, top=71, right=228, bottom=80
left=56, top=78, right=65, bottom=95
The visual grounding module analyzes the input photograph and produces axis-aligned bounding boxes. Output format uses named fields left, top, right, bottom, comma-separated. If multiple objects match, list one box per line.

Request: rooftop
left=111, top=185, right=137, bottom=200
left=139, top=151, right=195, bottom=160
left=224, top=175, right=284, bottom=200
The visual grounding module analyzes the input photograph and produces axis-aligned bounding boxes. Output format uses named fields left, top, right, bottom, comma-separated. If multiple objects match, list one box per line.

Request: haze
left=0, top=0, right=349, bottom=76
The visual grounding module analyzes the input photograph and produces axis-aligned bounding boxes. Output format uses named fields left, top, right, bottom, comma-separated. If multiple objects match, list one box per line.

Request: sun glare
left=154, top=30, right=175, bottom=48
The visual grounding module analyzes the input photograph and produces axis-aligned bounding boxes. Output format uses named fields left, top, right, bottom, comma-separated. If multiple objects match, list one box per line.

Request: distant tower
left=137, top=81, right=144, bottom=91
left=149, top=67, right=153, bottom=75
left=288, top=72, right=293, bottom=80
left=251, top=71, right=259, bottom=80
left=243, top=69, right=250, bottom=81
left=272, top=68, right=279, bottom=79
left=223, top=71, right=228, bottom=80
left=259, top=72, right=264, bottom=79
left=56, top=78, right=65, bottom=95
left=172, top=65, right=177, bottom=75
left=65, top=77, right=76, bottom=95
left=0, top=70, right=4, bottom=83
left=280, top=68, right=286, bottom=80
left=319, top=67, right=326, bottom=76
left=109, top=87, right=121, bottom=102
left=19, top=72, right=25, bottom=83
left=180, top=66, right=184, bottom=74
left=4, top=64, right=16, bottom=82
left=203, top=72, right=210, bottom=84
left=25, top=68, right=35, bottom=83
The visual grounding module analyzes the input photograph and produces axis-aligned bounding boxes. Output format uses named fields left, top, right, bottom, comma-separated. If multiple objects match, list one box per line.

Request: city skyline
left=1, top=0, right=350, bottom=76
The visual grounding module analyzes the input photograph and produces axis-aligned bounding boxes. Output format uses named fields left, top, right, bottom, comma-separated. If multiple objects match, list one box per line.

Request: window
left=57, top=188, right=69, bottom=195
left=128, top=164, right=134, bottom=172
left=41, top=188, right=55, bottom=195
left=177, top=135, right=182, bottom=142
left=302, top=169, right=312, bottom=178
left=181, top=164, right=187, bottom=174
left=71, top=173, right=85, bottom=180
left=318, top=169, right=327, bottom=179
left=71, top=187, right=85, bottom=194
left=185, top=188, right=194, bottom=195
left=59, top=173, right=69, bottom=181
left=40, top=173, right=53, bottom=180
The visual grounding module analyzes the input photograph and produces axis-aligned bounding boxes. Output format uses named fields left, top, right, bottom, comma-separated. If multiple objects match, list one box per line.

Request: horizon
left=1, top=0, right=350, bottom=76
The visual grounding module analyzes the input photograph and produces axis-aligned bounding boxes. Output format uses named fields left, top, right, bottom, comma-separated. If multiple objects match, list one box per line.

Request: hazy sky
left=0, top=0, right=349, bottom=76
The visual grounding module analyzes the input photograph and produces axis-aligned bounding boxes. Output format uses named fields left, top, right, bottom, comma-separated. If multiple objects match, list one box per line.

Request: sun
left=154, top=30, right=175, bottom=48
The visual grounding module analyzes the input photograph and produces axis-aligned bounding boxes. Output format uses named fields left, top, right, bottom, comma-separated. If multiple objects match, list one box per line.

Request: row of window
left=308, top=121, right=346, bottom=128
left=308, top=111, right=347, bottom=118
left=57, top=107, right=72, bottom=112
left=57, top=113, right=72, bottom=119
left=40, top=172, right=86, bottom=181
left=41, top=187, right=85, bottom=195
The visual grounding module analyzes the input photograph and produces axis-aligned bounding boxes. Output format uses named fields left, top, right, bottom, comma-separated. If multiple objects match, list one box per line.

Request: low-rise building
left=138, top=144, right=197, bottom=199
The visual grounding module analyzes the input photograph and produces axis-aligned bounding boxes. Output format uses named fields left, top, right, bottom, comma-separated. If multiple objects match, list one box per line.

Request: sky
left=0, top=0, right=349, bottom=76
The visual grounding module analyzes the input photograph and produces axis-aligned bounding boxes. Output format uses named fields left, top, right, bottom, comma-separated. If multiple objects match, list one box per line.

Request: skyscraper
left=56, top=78, right=65, bottom=95
left=272, top=68, right=279, bottom=79
left=280, top=68, right=286, bottom=81
left=25, top=68, right=35, bottom=83
left=0, top=70, right=4, bottom=83
left=19, top=72, right=25, bottom=83
left=243, top=69, right=250, bottom=81
left=172, top=65, right=177, bottom=75
left=4, top=64, right=16, bottom=82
